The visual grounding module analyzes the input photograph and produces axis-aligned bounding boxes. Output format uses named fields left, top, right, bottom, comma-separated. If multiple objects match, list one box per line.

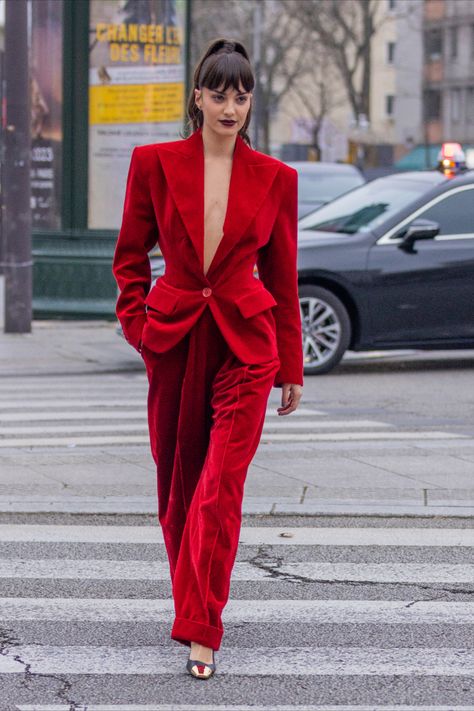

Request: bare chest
left=203, top=157, right=233, bottom=276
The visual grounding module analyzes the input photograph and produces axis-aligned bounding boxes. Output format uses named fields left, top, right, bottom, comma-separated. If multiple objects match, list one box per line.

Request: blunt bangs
left=199, top=52, right=254, bottom=95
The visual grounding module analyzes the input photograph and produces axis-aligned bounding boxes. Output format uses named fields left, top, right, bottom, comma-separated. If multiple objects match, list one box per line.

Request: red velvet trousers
left=141, top=307, right=280, bottom=651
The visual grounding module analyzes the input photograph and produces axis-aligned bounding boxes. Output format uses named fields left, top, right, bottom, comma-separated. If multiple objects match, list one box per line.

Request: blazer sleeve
left=112, top=146, right=159, bottom=352
left=256, top=165, right=304, bottom=388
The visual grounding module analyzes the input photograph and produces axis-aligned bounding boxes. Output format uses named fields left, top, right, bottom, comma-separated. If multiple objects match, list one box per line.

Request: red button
left=202, top=287, right=212, bottom=297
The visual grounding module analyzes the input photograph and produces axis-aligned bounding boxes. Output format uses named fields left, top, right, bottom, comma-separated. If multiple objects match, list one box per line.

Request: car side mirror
left=398, top=219, right=440, bottom=253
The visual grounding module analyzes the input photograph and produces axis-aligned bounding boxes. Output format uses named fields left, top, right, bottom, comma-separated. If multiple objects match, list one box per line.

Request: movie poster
left=88, top=0, right=186, bottom=229
left=30, top=0, right=63, bottom=230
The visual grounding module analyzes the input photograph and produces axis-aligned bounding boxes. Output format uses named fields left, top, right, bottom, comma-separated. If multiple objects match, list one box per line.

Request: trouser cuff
left=171, top=616, right=224, bottom=651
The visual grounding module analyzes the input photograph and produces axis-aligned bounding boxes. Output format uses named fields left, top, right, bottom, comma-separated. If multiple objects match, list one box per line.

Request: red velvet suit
left=113, top=126, right=303, bottom=651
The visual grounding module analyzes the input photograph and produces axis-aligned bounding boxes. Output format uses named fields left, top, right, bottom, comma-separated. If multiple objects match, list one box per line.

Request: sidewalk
left=0, top=320, right=141, bottom=377
left=1, top=320, right=473, bottom=518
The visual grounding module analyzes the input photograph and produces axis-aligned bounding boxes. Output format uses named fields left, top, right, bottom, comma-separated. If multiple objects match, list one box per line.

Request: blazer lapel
left=157, top=127, right=280, bottom=281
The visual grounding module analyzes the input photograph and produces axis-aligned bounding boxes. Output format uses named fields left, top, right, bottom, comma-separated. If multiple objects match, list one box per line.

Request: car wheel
left=299, top=285, right=351, bottom=375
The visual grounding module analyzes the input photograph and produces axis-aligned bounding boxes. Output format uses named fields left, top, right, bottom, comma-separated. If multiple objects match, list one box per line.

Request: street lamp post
left=3, top=0, right=32, bottom=333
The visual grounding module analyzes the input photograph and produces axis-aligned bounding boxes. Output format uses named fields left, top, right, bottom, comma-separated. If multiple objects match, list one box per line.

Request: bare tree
left=288, top=40, right=347, bottom=159
left=288, top=0, right=386, bottom=122
left=190, top=0, right=313, bottom=154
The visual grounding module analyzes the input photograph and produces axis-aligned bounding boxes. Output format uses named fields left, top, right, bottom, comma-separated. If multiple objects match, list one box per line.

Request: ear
left=194, top=87, right=202, bottom=107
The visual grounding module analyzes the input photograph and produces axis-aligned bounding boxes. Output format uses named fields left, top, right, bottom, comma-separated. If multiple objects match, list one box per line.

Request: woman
left=113, top=37, right=303, bottom=679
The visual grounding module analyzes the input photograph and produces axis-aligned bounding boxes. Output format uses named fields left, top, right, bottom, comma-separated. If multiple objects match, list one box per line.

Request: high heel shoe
left=186, top=649, right=216, bottom=679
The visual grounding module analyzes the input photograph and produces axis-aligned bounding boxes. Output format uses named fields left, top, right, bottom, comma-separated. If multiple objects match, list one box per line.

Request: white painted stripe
left=0, top=525, right=471, bottom=546
left=1, top=559, right=473, bottom=584
left=15, top=706, right=474, bottom=711
left=0, top=420, right=390, bottom=435
left=0, top=399, right=147, bottom=410
left=1, top=597, right=472, bottom=623
left=238, top=526, right=474, bottom=546
left=0, top=382, right=145, bottom=392
left=259, top=432, right=467, bottom=441
left=261, top=419, right=391, bottom=430
left=2, top=645, right=472, bottom=675
left=0, top=424, right=149, bottom=435
left=0, top=435, right=150, bottom=447
left=0, top=410, right=147, bottom=422
left=0, top=431, right=466, bottom=448
left=0, top=403, right=324, bottom=418
left=0, top=406, right=322, bottom=427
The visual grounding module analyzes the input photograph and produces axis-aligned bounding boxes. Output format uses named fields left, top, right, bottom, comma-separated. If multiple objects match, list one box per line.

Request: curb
left=0, top=496, right=472, bottom=518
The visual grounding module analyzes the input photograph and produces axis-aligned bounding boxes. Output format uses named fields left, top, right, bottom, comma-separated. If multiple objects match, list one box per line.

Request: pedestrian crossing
left=0, top=373, right=467, bottom=448
left=0, top=518, right=472, bottom=708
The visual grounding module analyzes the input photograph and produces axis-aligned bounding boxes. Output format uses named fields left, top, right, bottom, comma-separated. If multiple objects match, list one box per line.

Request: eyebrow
left=212, top=89, right=248, bottom=96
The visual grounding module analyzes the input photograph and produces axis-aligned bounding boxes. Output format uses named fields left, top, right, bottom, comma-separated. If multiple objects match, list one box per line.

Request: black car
left=298, top=168, right=474, bottom=374
left=286, top=161, right=366, bottom=218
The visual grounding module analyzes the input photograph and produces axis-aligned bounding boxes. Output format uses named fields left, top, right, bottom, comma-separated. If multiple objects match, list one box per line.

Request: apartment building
left=423, top=0, right=474, bottom=144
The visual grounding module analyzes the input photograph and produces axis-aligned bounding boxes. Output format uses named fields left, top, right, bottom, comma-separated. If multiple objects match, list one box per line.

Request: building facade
left=271, top=0, right=425, bottom=168
left=423, top=0, right=474, bottom=145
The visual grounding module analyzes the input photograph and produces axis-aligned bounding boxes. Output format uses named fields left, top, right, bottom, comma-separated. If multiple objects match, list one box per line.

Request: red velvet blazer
left=112, top=126, right=303, bottom=388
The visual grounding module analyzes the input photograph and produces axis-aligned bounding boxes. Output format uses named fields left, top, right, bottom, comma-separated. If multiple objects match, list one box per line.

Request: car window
left=415, top=188, right=474, bottom=235
left=298, top=172, right=363, bottom=203
left=298, top=177, right=439, bottom=235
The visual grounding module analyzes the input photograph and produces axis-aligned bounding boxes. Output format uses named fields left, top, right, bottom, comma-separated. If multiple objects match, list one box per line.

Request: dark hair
left=184, top=38, right=255, bottom=146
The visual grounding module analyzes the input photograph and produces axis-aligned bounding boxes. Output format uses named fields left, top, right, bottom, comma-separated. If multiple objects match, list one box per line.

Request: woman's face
left=194, top=82, right=252, bottom=137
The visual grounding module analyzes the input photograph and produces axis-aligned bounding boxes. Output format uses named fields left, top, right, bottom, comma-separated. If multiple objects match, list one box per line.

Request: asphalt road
left=0, top=511, right=472, bottom=709
left=0, top=349, right=473, bottom=709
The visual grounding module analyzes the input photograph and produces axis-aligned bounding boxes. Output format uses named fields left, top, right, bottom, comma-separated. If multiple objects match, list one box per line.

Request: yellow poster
left=88, top=0, right=186, bottom=229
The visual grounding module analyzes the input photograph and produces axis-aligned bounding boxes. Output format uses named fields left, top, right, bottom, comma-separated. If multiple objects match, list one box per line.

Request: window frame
left=385, top=94, right=395, bottom=117
left=376, top=185, right=474, bottom=245
left=387, top=41, right=396, bottom=64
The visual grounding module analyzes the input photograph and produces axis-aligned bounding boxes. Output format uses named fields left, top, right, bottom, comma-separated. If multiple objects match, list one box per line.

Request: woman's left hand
left=277, top=383, right=303, bottom=415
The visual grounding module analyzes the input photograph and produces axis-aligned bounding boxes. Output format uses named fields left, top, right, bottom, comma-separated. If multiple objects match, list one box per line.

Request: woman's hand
left=277, top=383, right=303, bottom=416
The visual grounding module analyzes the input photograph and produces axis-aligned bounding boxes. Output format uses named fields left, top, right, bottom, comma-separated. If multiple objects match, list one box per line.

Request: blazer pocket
left=235, top=288, right=277, bottom=319
left=145, top=280, right=180, bottom=315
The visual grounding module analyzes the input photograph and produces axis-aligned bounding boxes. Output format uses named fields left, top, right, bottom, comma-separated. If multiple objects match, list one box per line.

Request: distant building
left=272, top=0, right=426, bottom=168
left=370, top=0, right=424, bottom=163
left=423, top=0, right=474, bottom=145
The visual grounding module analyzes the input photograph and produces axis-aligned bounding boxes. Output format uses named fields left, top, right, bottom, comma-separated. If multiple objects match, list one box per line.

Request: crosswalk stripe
left=0, top=430, right=466, bottom=448
left=15, top=705, right=474, bottom=711
left=15, top=707, right=474, bottom=711
left=0, top=558, right=474, bottom=584
left=1, top=598, right=472, bottom=622
left=0, top=423, right=149, bottom=434
left=0, top=419, right=391, bottom=434
left=0, top=382, right=145, bottom=393
left=0, top=410, right=148, bottom=422
left=259, top=431, right=467, bottom=441
left=0, top=524, right=471, bottom=546
left=2, top=645, right=473, bottom=675
left=0, top=559, right=472, bottom=583
left=0, top=398, right=148, bottom=409
left=0, top=402, right=322, bottom=420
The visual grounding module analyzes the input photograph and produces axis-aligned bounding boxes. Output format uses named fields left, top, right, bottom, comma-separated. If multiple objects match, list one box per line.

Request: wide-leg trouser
left=141, top=307, right=280, bottom=651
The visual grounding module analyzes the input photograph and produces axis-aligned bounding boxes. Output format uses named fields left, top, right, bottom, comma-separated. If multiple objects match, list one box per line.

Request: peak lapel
left=209, top=134, right=280, bottom=280
left=157, top=130, right=204, bottom=274
left=157, top=127, right=280, bottom=281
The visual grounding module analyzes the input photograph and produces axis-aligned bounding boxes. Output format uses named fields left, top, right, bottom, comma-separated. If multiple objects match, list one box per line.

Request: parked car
left=298, top=165, right=474, bottom=374
left=286, top=161, right=366, bottom=218
left=129, top=145, right=473, bottom=378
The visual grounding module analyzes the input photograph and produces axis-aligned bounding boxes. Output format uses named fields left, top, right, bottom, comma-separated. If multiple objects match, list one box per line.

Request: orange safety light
left=437, top=142, right=466, bottom=176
